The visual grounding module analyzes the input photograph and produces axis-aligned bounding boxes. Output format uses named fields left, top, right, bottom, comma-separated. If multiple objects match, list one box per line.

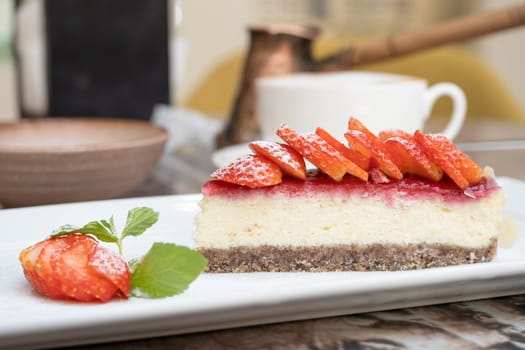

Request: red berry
left=277, top=123, right=347, bottom=181
left=211, top=154, right=282, bottom=188
left=414, top=131, right=482, bottom=190
left=19, top=234, right=131, bottom=302
left=345, top=130, right=403, bottom=180
left=315, top=127, right=370, bottom=171
left=249, top=141, right=306, bottom=180
left=383, top=135, right=443, bottom=182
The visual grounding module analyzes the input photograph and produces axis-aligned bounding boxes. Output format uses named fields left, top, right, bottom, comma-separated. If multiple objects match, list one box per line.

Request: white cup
left=255, top=71, right=466, bottom=141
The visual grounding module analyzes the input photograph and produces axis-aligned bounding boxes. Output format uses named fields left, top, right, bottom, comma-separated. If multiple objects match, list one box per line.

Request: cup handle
left=424, top=82, right=466, bottom=140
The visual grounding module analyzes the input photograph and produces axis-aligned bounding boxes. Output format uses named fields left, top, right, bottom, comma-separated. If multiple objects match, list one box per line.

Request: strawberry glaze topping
left=202, top=170, right=500, bottom=204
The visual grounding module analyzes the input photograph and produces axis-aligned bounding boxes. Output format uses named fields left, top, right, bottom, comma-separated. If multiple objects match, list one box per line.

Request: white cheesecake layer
left=194, top=189, right=505, bottom=249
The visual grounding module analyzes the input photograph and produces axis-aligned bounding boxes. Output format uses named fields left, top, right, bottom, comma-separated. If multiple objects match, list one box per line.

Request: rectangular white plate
left=1, top=177, right=524, bottom=349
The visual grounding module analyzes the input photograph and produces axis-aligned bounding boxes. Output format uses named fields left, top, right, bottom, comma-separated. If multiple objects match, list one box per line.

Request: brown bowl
left=0, top=118, right=168, bottom=208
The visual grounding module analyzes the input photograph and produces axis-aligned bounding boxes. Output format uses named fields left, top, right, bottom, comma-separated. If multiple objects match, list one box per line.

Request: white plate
left=1, top=177, right=525, bottom=349
left=212, top=143, right=252, bottom=167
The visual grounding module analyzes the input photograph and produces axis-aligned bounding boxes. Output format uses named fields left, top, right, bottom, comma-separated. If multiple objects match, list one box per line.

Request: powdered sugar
left=211, top=154, right=281, bottom=188
left=89, top=246, right=128, bottom=277
left=251, top=141, right=297, bottom=167
left=388, top=136, right=418, bottom=152
left=303, top=133, right=341, bottom=158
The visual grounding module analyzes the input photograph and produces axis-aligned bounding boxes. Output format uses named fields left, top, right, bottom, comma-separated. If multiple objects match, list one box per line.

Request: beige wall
left=173, top=0, right=260, bottom=105
left=469, top=0, right=525, bottom=113
left=0, top=60, right=17, bottom=122
left=0, top=0, right=16, bottom=122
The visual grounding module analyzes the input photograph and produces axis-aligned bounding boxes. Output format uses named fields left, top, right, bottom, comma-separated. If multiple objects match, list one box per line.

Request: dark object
left=45, top=0, right=170, bottom=120
left=218, top=3, right=525, bottom=148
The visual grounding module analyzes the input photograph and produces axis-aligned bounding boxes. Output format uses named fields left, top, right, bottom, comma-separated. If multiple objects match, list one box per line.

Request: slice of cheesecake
left=194, top=118, right=505, bottom=272
left=194, top=170, right=503, bottom=272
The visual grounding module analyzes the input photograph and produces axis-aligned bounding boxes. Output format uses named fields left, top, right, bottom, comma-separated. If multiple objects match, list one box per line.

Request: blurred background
left=0, top=0, right=524, bottom=123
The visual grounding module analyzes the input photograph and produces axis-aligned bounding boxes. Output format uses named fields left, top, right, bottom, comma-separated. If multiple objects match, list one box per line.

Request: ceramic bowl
left=0, top=118, right=168, bottom=207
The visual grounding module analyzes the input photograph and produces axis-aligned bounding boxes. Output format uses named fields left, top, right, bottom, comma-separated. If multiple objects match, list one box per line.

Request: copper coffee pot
left=216, top=3, right=525, bottom=148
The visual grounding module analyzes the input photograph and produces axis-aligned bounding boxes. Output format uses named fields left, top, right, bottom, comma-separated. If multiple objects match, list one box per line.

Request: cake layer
left=199, top=239, right=497, bottom=272
left=194, top=185, right=504, bottom=249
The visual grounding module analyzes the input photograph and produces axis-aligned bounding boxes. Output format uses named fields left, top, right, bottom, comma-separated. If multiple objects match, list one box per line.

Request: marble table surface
left=74, top=295, right=525, bottom=349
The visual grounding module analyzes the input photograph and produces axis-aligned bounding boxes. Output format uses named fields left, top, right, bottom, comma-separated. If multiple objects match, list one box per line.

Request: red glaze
left=201, top=170, right=500, bottom=204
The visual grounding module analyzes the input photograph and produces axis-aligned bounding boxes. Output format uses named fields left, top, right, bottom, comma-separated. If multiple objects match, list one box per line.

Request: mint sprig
left=122, top=207, right=160, bottom=239
left=51, top=207, right=207, bottom=299
left=52, top=207, right=158, bottom=255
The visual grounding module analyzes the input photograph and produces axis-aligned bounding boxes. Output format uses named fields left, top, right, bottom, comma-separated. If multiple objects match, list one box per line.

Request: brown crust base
left=198, top=238, right=497, bottom=272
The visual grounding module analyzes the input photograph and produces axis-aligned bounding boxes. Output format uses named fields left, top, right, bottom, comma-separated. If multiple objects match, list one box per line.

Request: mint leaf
left=127, top=258, right=139, bottom=272
left=52, top=224, right=79, bottom=235
left=52, top=220, right=118, bottom=243
left=121, top=207, right=159, bottom=239
left=100, top=216, right=117, bottom=236
left=130, top=243, right=207, bottom=298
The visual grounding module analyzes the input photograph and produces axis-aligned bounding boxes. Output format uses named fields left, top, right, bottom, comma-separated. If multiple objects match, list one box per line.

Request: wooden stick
left=316, top=3, right=525, bottom=70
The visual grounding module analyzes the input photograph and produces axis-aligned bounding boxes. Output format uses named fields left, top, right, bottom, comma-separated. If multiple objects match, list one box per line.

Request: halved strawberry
left=20, top=234, right=131, bottom=302
left=303, top=132, right=368, bottom=181
left=277, top=123, right=354, bottom=181
left=344, top=130, right=403, bottom=180
left=55, top=235, right=119, bottom=302
left=383, top=136, right=443, bottom=182
left=211, top=154, right=282, bottom=188
left=414, top=131, right=482, bottom=190
left=249, top=141, right=306, bottom=180
left=315, top=127, right=370, bottom=170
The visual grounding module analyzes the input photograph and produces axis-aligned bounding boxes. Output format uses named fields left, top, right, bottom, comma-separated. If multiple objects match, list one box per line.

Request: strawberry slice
left=383, top=136, right=443, bottom=182
left=303, top=132, right=368, bottom=181
left=249, top=141, right=306, bottom=180
left=315, top=127, right=370, bottom=170
left=211, top=154, right=282, bottom=188
left=348, top=117, right=378, bottom=139
left=277, top=123, right=355, bottom=181
left=378, top=129, right=413, bottom=141
left=414, top=131, right=482, bottom=190
left=34, top=237, right=71, bottom=299
left=344, top=130, right=403, bottom=180
left=369, top=167, right=391, bottom=184
left=19, top=239, right=65, bottom=299
left=89, top=245, right=131, bottom=298
left=55, top=235, right=119, bottom=302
